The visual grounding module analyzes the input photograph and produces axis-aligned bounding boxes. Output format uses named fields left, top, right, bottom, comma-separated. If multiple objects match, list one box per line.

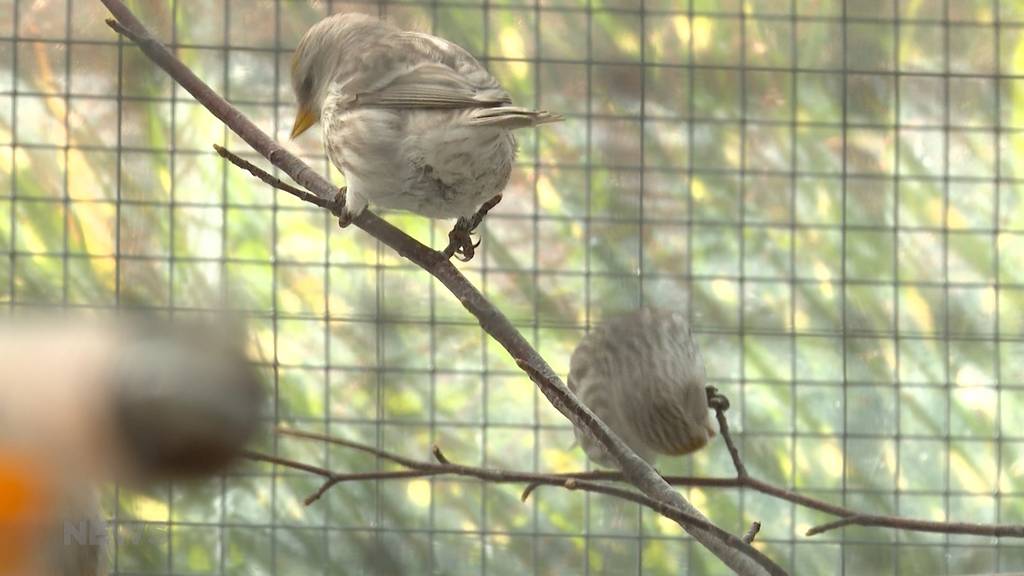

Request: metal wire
left=1, top=0, right=1021, bottom=574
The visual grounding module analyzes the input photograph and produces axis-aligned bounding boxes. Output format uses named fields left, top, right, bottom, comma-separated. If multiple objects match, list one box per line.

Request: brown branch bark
left=242, top=449, right=432, bottom=498
left=703, top=390, right=1024, bottom=539
left=99, top=3, right=781, bottom=575
left=743, top=522, right=762, bottom=544
left=267, top=428, right=768, bottom=559
left=707, top=386, right=748, bottom=478
left=805, top=514, right=1024, bottom=538
left=212, top=145, right=339, bottom=213
left=259, top=425, right=1024, bottom=541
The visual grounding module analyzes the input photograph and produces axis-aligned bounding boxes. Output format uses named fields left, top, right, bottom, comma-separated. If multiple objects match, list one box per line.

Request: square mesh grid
left=2, top=0, right=1023, bottom=574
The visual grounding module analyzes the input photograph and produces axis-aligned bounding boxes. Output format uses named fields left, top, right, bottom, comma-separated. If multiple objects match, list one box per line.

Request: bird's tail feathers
left=468, top=106, right=564, bottom=129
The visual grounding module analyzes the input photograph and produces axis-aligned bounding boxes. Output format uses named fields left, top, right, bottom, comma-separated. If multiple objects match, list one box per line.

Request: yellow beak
left=290, top=105, right=317, bottom=139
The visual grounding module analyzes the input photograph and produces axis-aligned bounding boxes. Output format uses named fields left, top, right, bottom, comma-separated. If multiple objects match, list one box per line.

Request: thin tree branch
left=743, top=522, right=762, bottom=544
left=520, top=482, right=544, bottom=503
left=804, top=515, right=866, bottom=537
left=99, top=3, right=775, bottom=574
left=705, top=390, right=1024, bottom=539
left=304, top=470, right=439, bottom=506
left=269, top=404, right=1024, bottom=541
left=805, top=514, right=1024, bottom=538
left=243, top=449, right=437, bottom=505
left=278, top=427, right=430, bottom=471
left=431, top=445, right=451, bottom=465
left=263, top=430, right=780, bottom=568
left=707, top=386, right=748, bottom=479
left=242, top=449, right=333, bottom=477
left=276, top=427, right=716, bottom=532
left=213, top=144, right=340, bottom=214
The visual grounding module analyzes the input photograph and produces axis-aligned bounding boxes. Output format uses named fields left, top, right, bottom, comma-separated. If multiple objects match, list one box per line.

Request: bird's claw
left=705, top=386, right=730, bottom=412
left=443, top=219, right=480, bottom=262
left=332, top=187, right=353, bottom=228
left=441, top=195, right=502, bottom=262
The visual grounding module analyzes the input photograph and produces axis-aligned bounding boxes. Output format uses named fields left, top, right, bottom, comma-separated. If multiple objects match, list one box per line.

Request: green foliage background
left=2, top=0, right=1024, bottom=574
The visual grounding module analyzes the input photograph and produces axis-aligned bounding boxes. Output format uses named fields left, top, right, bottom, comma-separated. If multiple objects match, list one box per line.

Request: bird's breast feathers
left=322, top=101, right=515, bottom=219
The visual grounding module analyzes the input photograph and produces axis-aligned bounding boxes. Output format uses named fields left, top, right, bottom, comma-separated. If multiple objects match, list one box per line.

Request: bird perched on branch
left=567, top=308, right=716, bottom=468
left=289, top=13, right=562, bottom=261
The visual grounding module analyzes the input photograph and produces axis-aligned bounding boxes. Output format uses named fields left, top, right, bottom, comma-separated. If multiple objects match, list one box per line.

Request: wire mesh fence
left=3, top=0, right=1024, bottom=573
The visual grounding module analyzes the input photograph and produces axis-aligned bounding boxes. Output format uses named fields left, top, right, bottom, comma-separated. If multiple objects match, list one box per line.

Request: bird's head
left=290, top=13, right=381, bottom=139
left=288, top=34, right=319, bottom=139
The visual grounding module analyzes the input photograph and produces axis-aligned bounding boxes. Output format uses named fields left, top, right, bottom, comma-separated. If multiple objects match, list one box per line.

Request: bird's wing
left=347, top=31, right=512, bottom=109
left=468, top=106, right=564, bottom=128
left=352, top=62, right=511, bottom=108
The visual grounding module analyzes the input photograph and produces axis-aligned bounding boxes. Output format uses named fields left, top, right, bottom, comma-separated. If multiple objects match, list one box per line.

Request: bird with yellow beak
left=289, top=13, right=561, bottom=261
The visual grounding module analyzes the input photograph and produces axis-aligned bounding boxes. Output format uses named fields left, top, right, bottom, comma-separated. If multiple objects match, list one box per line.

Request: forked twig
left=213, top=144, right=340, bottom=213
left=743, top=522, right=762, bottom=544
left=268, top=427, right=771, bottom=557
left=253, top=393, right=1024, bottom=542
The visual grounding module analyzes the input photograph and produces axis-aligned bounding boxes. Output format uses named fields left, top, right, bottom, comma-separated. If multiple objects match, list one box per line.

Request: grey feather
left=291, top=13, right=562, bottom=221
left=468, top=107, right=564, bottom=128
left=353, top=62, right=512, bottom=109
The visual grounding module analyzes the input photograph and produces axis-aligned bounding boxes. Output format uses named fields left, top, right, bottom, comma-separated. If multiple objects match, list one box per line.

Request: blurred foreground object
left=568, top=308, right=715, bottom=468
left=111, top=318, right=263, bottom=481
left=289, top=13, right=562, bottom=260
left=0, top=314, right=264, bottom=575
left=0, top=456, right=107, bottom=576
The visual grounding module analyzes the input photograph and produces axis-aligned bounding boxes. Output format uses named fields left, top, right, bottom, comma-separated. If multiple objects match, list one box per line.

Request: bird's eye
left=301, top=75, right=314, bottom=96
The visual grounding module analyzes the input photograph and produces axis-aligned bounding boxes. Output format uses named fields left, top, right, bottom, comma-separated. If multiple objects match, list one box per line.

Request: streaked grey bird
left=567, top=308, right=716, bottom=468
left=289, top=13, right=562, bottom=261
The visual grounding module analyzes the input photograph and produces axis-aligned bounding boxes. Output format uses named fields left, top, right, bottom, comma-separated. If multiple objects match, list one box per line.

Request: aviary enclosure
left=3, top=0, right=1024, bottom=574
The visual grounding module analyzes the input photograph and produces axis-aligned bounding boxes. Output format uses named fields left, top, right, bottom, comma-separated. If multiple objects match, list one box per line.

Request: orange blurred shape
left=0, top=452, right=52, bottom=574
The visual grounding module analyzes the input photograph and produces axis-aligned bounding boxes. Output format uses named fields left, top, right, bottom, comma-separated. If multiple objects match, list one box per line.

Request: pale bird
left=290, top=13, right=562, bottom=261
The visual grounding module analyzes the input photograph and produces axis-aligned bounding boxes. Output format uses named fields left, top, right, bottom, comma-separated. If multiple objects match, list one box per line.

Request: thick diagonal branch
left=99, top=3, right=781, bottom=575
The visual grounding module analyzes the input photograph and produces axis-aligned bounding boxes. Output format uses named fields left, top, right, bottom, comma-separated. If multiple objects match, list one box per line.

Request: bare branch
left=701, top=392, right=1024, bottom=539
left=707, top=386, right=748, bottom=479
left=278, top=427, right=430, bottom=471
left=743, top=522, right=762, bottom=544
left=431, top=445, right=451, bottom=465
left=304, top=471, right=437, bottom=506
left=520, top=482, right=542, bottom=503
left=258, top=433, right=785, bottom=574
left=804, top=515, right=866, bottom=537
left=242, top=450, right=333, bottom=478
left=213, top=145, right=340, bottom=214
left=98, top=2, right=775, bottom=574
left=243, top=448, right=435, bottom=505
left=273, top=399, right=1024, bottom=541
left=805, top=514, right=1024, bottom=539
